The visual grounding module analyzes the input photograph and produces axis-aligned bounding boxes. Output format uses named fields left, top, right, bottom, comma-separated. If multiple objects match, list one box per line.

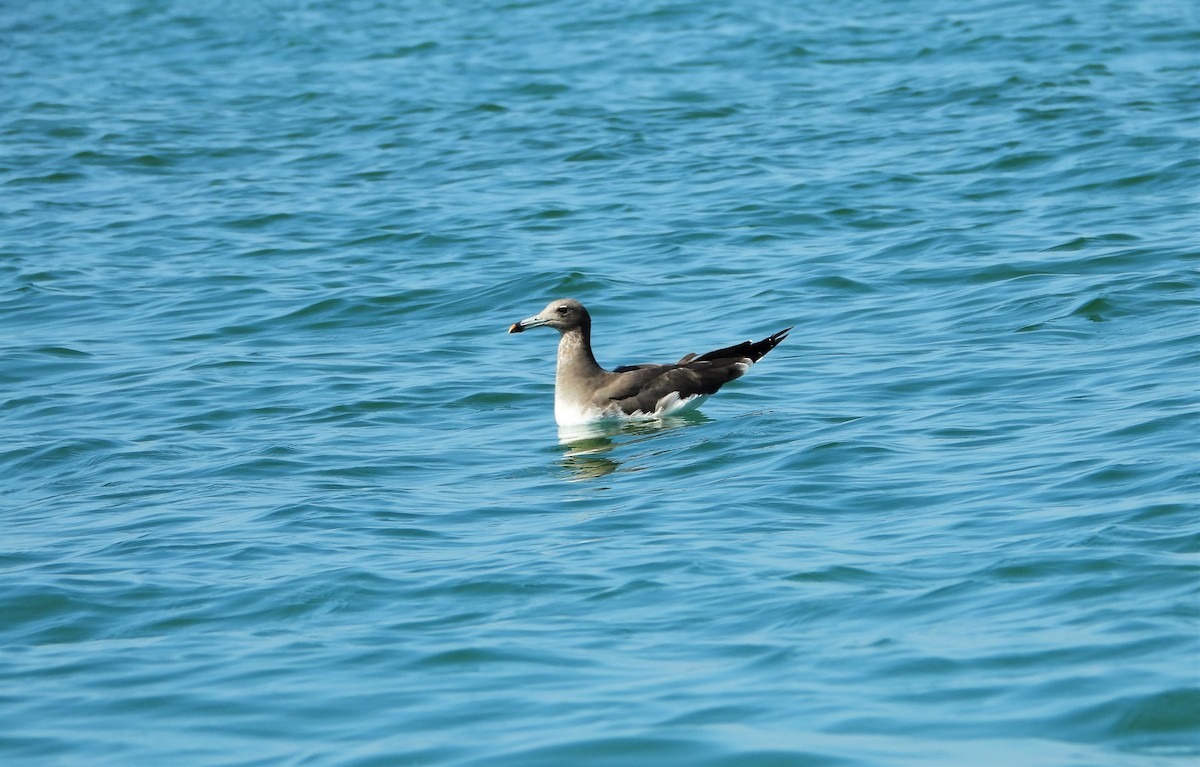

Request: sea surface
left=3, top=1, right=1198, bottom=765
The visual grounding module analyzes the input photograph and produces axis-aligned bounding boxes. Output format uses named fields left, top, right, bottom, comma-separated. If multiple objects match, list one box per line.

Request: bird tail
left=694, top=326, right=792, bottom=365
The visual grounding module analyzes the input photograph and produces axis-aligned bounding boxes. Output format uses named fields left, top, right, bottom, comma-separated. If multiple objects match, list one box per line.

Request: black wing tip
left=755, top=325, right=793, bottom=355
left=688, top=324, right=792, bottom=366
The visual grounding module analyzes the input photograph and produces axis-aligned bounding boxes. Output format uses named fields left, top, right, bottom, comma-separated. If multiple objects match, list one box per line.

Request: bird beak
left=508, top=314, right=547, bottom=333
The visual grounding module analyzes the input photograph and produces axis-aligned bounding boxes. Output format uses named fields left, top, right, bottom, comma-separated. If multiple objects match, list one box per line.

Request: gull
left=508, top=298, right=790, bottom=426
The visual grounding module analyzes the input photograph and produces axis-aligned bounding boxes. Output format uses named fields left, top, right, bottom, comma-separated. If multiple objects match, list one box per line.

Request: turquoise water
left=3, top=1, right=1199, bottom=765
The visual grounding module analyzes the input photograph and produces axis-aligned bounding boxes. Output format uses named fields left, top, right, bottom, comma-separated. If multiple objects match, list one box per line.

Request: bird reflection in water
left=555, top=412, right=711, bottom=480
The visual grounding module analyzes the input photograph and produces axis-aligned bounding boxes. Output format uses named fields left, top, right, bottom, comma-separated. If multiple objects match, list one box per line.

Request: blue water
left=3, top=1, right=1198, bottom=765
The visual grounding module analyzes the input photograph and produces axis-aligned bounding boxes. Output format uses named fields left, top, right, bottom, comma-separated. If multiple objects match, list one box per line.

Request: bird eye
left=556, top=305, right=570, bottom=315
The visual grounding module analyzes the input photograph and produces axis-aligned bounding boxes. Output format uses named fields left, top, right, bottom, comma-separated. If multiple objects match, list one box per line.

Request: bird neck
left=556, top=325, right=603, bottom=381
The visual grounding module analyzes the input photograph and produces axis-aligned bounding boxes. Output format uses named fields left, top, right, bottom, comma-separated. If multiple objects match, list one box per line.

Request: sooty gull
left=508, top=298, right=791, bottom=426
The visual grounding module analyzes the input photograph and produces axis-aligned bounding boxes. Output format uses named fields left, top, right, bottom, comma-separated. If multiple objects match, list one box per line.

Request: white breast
left=554, top=395, right=611, bottom=426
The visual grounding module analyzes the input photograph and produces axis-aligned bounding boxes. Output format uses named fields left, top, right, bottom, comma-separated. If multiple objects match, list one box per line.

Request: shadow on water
left=555, top=412, right=712, bottom=480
